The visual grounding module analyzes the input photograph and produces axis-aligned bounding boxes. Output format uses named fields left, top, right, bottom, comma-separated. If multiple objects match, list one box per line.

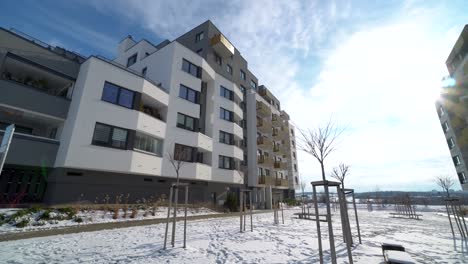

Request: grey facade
left=436, top=24, right=468, bottom=191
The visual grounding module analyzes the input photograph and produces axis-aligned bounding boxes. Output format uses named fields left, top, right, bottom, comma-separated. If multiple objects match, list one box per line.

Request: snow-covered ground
left=0, top=207, right=466, bottom=263
left=0, top=207, right=218, bottom=234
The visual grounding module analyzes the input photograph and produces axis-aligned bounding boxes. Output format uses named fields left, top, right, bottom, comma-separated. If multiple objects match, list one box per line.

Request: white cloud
left=89, top=0, right=465, bottom=191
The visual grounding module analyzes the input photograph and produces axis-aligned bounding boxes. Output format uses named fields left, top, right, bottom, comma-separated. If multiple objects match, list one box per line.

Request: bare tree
left=167, top=145, right=188, bottom=186
left=165, top=144, right=188, bottom=247
left=330, top=163, right=350, bottom=189
left=297, top=119, right=345, bottom=181
left=435, top=175, right=455, bottom=198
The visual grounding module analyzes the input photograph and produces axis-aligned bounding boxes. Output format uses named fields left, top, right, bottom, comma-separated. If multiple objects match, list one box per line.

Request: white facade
left=56, top=40, right=245, bottom=185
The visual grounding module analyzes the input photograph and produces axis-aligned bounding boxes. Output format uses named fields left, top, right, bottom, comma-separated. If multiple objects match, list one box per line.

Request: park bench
left=293, top=212, right=329, bottom=222
left=382, top=243, right=416, bottom=264
left=389, top=212, right=422, bottom=220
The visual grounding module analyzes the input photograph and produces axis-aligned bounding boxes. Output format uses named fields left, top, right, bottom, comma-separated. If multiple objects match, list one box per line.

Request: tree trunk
left=320, top=162, right=326, bottom=181
left=446, top=189, right=450, bottom=198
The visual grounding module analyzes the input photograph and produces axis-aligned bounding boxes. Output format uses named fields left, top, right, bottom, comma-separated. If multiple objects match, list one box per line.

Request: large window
left=179, top=84, right=199, bottom=103
left=92, top=123, right=129, bottom=150
left=182, top=59, right=201, bottom=78
left=220, top=86, right=234, bottom=101
left=240, top=70, right=246, bottom=80
left=442, top=121, right=449, bottom=133
left=102, top=82, right=135, bottom=109
left=250, top=79, right=257, bottom=90
left=219, top=155, right=234, bottom=170
left=174, top=143, right=195, bottom=162
left=195, top=31, right=204, bottom=42
left=458, top=172, right=467, bottom=184
left=219, top=130, right=234, bottom=145
left=220, top=107, right=234, bottom=122
left=127, top=54, right=137, bottom=67
left=215, top=53, right=222, bottom=66
left=448, top=138, right=455, bottom=149
left=134, top=132, right=163, bottom=156
left=177, top=113, right=197, bottom=131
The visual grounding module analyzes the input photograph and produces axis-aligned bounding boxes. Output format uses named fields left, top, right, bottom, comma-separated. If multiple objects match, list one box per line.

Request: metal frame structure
left=240, top=189, right=253, bottom=232
left=163, top=183, right=189, bottom=249
left=445, top=197, right=468, bottom=239
left=311, top=180, right=353, bottom=264
left=273, top=191, right=284, bottom=225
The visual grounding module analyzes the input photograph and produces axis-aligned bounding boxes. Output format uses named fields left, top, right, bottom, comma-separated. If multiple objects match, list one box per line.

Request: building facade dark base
left=43, top=168, right=243, bottom=205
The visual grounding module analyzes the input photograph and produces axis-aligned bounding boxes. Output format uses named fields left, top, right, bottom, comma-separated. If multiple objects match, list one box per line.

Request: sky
left=1, top=0, right=467, bottom=192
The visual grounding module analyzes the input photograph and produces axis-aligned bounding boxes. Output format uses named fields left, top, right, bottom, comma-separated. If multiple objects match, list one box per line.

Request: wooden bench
left=293, top=213, right=329, bottom=222
left=382, top=243, right=416, bottom=264
left=389, top=213, right=422, bottom=220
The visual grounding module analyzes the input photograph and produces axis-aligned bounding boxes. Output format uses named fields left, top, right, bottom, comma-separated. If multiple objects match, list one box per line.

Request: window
left=442, top=121, right=449, bottom=133
left=258, top=167, right=264, bottom=176
left=293, top=152, right=296, bottom=159
left=438, top=106, right=445, bottom=117
left=101, top=82, right=135, bottom=109
left=291, top=140, right=295, bottom=147
left=182, top=59, right=201, bottom=78
left=220, top=108, right=234, bottom=122
left=142, top=67, right=147, bottom=77
left=127, top=54, right=137, bottom=67
left=215, top=53, right=222, bottom=65
left=219, top=131, right=234, bottom=145
left=458, top=172, right=467, bottom=184
left=265, top=169, right=270, bottom=176
left=179, top=84, right=199, bottom=103
left=177, top=113, right=197, bottom=131
left=294, top=164, right=297, bottom=172
left=92, top=123, right=129, bottom=150
left=174, top=143, right=195, bottom=162
left=195, top=31, right=204, bottom=42
left=240, top=70, right=246, bottom=80
left=240, top=85, right=246, bottom=94
left=227, top=64, right=232, bottom=74
left=453, top=155, right=461, bottom=166
left=219, top=155, right=234, bottom=170
left=448, top=138, right=455, bottom=149
left=0, top=122, right=32, bottom=134
left=220, top=86, right=234, bottom=101
left=250, top=79, right=257, bottom=90
left=134, top=132, right=163, bottom=156
left=196, top=49, right=203, bottom=56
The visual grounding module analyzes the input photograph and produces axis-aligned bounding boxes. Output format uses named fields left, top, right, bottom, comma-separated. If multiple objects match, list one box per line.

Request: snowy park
left=0, top=206, right=466, bottom=263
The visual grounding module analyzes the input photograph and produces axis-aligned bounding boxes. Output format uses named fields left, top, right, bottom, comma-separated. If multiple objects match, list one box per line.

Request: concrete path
left=0, top=210, right=271, bottom=242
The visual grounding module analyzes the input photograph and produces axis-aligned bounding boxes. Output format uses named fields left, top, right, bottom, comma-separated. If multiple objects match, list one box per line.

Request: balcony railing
left=256, top=101, right=271, bottom=117
left=258, top=155, right=274, bottom=167
left=275, top=178, right=289, bottom=187
left=258, top=175, right=275, bottom=185
left=210, top=34, right=235, bottom=57
left=257, top=136, right=272, bottom=147
left=139, top=104, right=163, bottom=121
left=274, top=161, right=287, bottom=170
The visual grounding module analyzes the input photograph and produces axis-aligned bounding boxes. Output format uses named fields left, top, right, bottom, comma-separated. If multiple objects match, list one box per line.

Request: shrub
left=57, top=207, right=76, bottom=218
left=284, top=198, right=298, bottom=206
left=130, top=207, right=138, bottom=218
left=74, top=216, right=83, bottom=223
left=224, top=192, right=238, bottom=212
left=15, top=218, right=30, bottom=228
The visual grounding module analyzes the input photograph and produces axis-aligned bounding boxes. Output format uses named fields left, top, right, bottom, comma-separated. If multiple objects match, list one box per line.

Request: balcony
left=275, top=178, right=289, bottom=187
left=273, top=144, right=281, bottom=153
left=257, top=136, right=272, bottom=149
left=273, top=126, right=288, bottom=140
left=257, top=118, right=271, bottom=134
left=210, top=34, right=235, bottom=58
left=0, top=130, right=59, bottom=168
left=258, top=175, right=275, bottom=185
left=272, top=114, right=283, bottom=127
left=258, top=155, right=274, bottom=167
left=274, top=161, right=288, bottom=170
left=257, top=101, right=271, bottom=117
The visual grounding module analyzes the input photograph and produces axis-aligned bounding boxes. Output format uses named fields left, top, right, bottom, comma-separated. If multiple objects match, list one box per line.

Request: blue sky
left=1, top=0, right=467, bottom=191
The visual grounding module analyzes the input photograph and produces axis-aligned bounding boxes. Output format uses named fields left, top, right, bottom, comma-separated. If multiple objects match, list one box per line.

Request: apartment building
left=0, top=27, right=83, bottom=203
left=436, top=24, right=468, bottom=191
left=0, top=20, right=298, bottom=205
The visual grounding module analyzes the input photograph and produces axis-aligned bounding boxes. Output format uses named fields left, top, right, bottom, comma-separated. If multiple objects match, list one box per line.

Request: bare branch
left=297, top=118, right=346, bottom=181
left=435, top=175, right=455, bottom=198
left=167, top=144, right=189, bottom=186
left=330, top=163, right=350, bottom=188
